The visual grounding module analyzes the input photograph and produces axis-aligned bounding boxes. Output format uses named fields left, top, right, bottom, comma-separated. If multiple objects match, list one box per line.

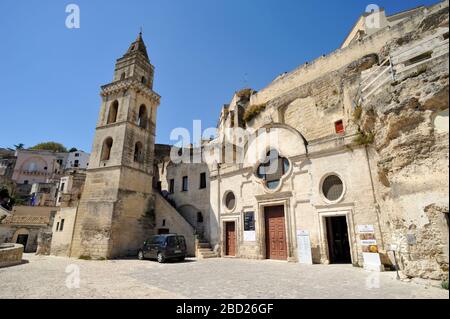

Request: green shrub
left=236, top=88, right=253, bottom=98
left=243, top=103, right=266, bottom=123
left=30, top=142, right=67, bottom=153
left=354, top=130, right=374, bottom=145
left=442, top=280, right=449, bottom=290
left=79, top=255, right=92, bottom=260
left=352, top=105, right=363, bottom=122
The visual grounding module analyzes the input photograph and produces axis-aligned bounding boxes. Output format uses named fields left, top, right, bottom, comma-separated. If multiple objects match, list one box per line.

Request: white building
left=64, top=150, right=90, bottom=170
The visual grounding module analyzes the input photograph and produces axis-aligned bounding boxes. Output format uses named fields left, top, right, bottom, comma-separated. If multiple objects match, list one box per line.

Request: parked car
left=138, top=234, right=186, bottom=263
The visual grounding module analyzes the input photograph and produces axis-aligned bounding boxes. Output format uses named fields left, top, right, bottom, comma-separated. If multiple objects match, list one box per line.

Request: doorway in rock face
left=16, top=234, right=28, bottom=249
left=326, top=216, right=351, bottom=264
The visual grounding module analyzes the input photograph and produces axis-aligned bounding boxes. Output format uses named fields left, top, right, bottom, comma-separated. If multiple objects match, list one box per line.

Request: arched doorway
left=13, top=228, right=30, bottom=251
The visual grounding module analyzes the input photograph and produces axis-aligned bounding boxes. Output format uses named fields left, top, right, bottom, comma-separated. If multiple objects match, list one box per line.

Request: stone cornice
left=100, top=78, right=160, bottom=104
left=86, top=163, right=153, bottom=176
left=95, top=120, right=156, bottom=136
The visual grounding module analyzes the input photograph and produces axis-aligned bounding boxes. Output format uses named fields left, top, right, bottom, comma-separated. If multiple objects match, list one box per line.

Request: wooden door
left=225, top=222, right=236, bottom=256
left=265, top=206, right=287, bottom=260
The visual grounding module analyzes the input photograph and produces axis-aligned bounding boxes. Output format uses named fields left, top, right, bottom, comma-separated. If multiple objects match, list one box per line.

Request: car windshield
left=166, top=236, right=185, bottom=247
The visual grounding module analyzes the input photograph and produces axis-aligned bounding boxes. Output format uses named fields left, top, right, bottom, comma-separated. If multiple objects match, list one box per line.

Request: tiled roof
left=1, top=215, right=50, bottom=226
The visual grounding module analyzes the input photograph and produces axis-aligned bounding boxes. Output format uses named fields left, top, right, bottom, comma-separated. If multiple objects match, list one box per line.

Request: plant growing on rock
left=243, top=103, right=267, bottom=123
left=354, top=129, right=375, bottom=145
left=236, top=88, right=253, bottom=99
left=352, top=104, right=363, bottom=122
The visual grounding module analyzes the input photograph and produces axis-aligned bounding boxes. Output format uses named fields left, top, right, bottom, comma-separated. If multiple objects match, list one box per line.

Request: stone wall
left=358, top=7, right=449, bottom=280
left=0, top=244, right=23, bottom=268
left=50, top=207, right=77, bottom=256
left=154, top=192, right=196, bottom=256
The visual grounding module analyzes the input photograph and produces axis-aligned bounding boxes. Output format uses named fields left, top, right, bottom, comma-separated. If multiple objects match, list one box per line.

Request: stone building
left=0, top=148, right=16, bottom=180
left=67, top=33, right=195, bottom=259
left=64, top=150, right=90, bottom=170
left=47, top=1, right=448, bottom=282
left=159, top=1, right=448, bottom=280
left=11, top=149, right=68, bottom=200
left=0, top=206, right=56, bottom=253
left=50, top=171, right=86, bottom=256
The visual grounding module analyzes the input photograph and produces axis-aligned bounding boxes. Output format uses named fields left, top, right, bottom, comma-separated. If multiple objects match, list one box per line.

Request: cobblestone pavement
left=0, top=254, right=448, bottom=299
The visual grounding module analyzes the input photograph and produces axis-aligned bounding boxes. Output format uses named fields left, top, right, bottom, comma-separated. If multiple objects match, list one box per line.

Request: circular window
left=224, top=191, right=236, bottom=210
left=322, top=175, right=344, bottom=202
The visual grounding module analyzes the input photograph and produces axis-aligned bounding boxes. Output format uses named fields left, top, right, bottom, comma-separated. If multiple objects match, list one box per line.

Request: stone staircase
left=157, top=190, right=218, bottom=259
left=196, top=239, right=219, bottom=259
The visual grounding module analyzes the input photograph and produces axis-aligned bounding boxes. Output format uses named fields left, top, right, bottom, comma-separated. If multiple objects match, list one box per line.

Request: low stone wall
left=0, top=243, right=23, bottom=268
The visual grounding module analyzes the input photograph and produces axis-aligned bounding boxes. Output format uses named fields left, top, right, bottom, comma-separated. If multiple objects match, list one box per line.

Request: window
left=74, top=160, right=79, bottom=167
left=224, top=191, right=236, bottom=211
left=199, top=172, right=206, bottom=189
left=197, top=212, right=204, bottom=223
left=107, top=100, right=119, bottom=124
left=182, top=176, right=188, bottom=192
left=75, top=153, right=80, bottom=157
left=101, top=137, right=113, bottom=161
left=141, top=76, right=147, bottom=84
left=404, top=51, right=432, bottom=66
left=44, top=166, right=47, bottom=170
left=120, top=72, right=126, bottom=80
left=137, top=104, right=148, bottom=129
left=59, top=219, right=65, bottom=231
left=335, top=120, right=344, bottom=134
left=60, top=183, right=65, bottom=191
left=322, top=174, right=344, bottom=202
left=169, top=179, right=174, bottom=194
left=56, top=222, right=60, bottom=232
left=256, top=149, right=290, bottom=190
left=28, top=162, right=37, bottom=172
left=134, top=142, right=143, bottom=163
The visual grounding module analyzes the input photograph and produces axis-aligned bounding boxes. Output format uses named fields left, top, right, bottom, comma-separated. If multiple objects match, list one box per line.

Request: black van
left=138, top=234, right=187, bottom=263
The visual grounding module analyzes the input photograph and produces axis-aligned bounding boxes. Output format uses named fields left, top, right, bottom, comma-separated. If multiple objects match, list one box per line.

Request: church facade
left=52, top=1, right=448, bottom=281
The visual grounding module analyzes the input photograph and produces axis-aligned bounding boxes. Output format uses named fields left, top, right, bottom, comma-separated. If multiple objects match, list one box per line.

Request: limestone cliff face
left=359, top=9, right=449, bottom=280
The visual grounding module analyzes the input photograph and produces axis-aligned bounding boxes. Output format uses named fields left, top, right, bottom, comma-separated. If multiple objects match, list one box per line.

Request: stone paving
left=0, top=254, right=448, bottom=299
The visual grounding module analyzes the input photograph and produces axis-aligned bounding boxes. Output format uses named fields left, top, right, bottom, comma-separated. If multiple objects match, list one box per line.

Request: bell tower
left=70, top=33, right=160, bottom=259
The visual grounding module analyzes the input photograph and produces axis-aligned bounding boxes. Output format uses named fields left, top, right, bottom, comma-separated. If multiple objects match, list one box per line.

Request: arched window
left=256, top=149, right=290, bottom=190
left=137, top=104, right=148, bottom=129
left=141, top=76, right=147, bottom=84
left=101, top=137, right=113, bottom=161
left=134, top=141, right=143, bottom=163
left=120, top=72, right=126, bottom=80
left=107, top=100, right=119, bottom=124
left=28, top=162, right=38, bottom=172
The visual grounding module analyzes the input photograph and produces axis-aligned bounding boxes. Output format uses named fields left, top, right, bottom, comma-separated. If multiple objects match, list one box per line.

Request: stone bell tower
left=70, top=33, right=160, bottom=259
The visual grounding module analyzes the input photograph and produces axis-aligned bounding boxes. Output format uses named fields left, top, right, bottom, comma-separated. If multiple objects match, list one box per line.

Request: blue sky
left=0, top=0, right=438, bottom=152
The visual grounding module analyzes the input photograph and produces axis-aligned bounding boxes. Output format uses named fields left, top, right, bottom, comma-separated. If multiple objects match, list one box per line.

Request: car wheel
left=177, top=256, right=185, bottom=262
left=157, top=252, right=165, bottom=263
left=138, top=250, right=144, bottom=260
